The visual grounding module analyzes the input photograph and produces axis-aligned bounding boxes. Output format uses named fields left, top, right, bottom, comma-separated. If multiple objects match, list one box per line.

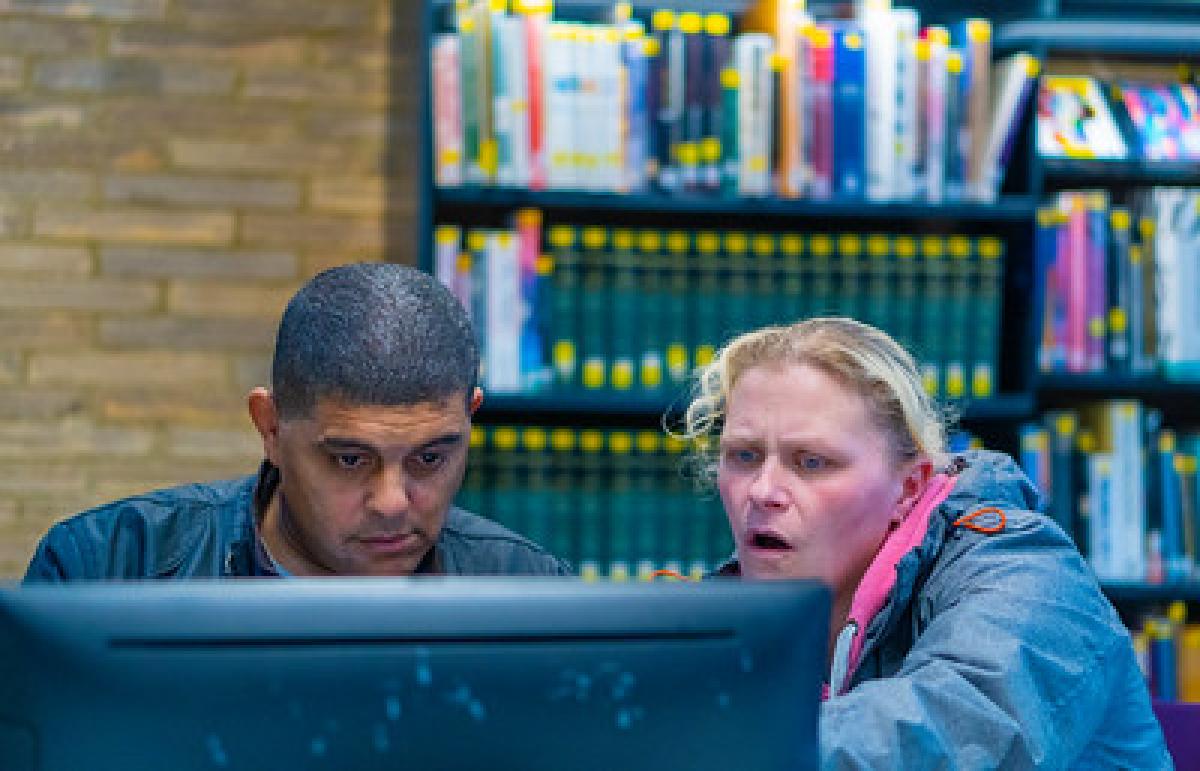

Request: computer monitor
left=0, top=578, right=828, bottom=771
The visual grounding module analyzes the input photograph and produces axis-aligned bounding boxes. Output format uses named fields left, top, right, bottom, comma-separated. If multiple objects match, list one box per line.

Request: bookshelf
left=417, top=0, right=1200, bottom=616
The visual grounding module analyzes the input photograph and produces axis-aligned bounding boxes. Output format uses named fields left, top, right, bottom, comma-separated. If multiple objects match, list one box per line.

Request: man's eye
left=417, top=451, right=444, bottom=467
left=334, top=454, right=367, bottom=470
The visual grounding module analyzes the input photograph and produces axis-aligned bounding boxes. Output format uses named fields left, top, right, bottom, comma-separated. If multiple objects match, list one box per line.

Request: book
left=1037, top=76, right=1127, bottom=159
left=977, top=52, right=1039, bottom=202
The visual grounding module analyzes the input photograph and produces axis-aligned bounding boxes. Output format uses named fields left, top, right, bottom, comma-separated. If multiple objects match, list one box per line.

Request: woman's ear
left=894, top=457, right=935, bottom=521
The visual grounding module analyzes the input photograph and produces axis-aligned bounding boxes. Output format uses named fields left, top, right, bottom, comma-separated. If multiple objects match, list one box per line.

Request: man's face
left=255, top=391, right=478, bottom=576
left=717, top=364, right=920, bottom=600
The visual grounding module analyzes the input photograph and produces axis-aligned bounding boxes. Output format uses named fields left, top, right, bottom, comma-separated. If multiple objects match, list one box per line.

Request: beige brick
left=0, top=312, right=92, bottom=347
left=0, top=464, right=88, bottom=495
left=244, top=67, right=386, bottom=107
left=0, top=0, right=168, bottom=21
left=19, top=493, right=112, bottom=521
left=100, top=315, right=276, bottom=350
left=29, top=351, right=228, bottom=388
left=233, top=353, right=271, bottom=392
left=312, top=38, right=388, bottom=71
left=310, top=177, right=385, bottom=214
left=0, top=101, right=85, bottom=131
left=0, top=169, right=94, bottom=200
left=0, top=418, right=155, bottom=458
left=0, top=278, right=157, bottom=312
left=35, top=207, right=234, bottom=244
left=99, top=99, right=294, bottom=141
left=175, top=0, right=375, bottom=32
left=242, top=212, right=383, bottom=250
left=0, top=350, right=20, bottom=384
left=305, top=109, right=386, bottom=140
left=0, top=56, right=22, bottom=91
left=0, top=498, right=15, bottom=523
left=168, top=425, right=261, bottom=459
left=88, top=458, right=255, bottom=492
left=0, top=18, right=104, bottom=55
left=99, top=386, right=245, bottom=424
left=0, top=388, right=86, bottom=419
left=0, top=243, right=92, bottom=275
left=167, top=281, right=292, bottom=318
left=0, top=125, right=162, bottom=170
left=100, top=245, right=297, bottom=280
left=0, top=202, right=28, bottom=238
left=35, top=57, right=235, bottom=96
left=113, top=25, right=308, bottom=65
left=104, top=174, right=299, bottom=209
left=169, top=138, right=373, bottom=174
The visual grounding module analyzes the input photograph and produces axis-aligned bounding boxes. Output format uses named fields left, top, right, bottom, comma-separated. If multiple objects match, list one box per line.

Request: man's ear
left=469, top=386, right=483, bottom=416
left=248, top=388, right=281, bottom=465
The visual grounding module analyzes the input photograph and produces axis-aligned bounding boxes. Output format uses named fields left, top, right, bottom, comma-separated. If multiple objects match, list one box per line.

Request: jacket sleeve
left=23, top=521, right=89, bottom=582
left=819, top=515, right=1166, bottom=769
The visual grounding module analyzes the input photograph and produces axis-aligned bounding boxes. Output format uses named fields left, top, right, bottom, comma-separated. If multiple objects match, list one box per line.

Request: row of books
left=1133, top=603, right=1200, bottom=703
left=431, top=0, right=1037, bottom=203
left=1038, top=75, right=1200, bottom=161
left=1020, top=401, right=1200, bottom=583
left=455, top=425, right=732, bottom=580
left=435, top=212, right=1005, bottom=401
left=1035, top=188, right=1200, bottom=379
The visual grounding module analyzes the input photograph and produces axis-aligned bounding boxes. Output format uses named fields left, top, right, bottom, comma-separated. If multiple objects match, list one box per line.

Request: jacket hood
left=941, top=449, right=1043, bottom=518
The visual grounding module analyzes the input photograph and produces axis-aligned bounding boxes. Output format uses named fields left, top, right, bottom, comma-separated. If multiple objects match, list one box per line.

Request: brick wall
left=0, top=0, right=417, bottom=576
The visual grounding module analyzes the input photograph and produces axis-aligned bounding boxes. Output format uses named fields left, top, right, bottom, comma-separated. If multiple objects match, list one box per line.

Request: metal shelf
left=1041, top=159, right=1200, bottom=189
left=477, top=390, right=1034, bottom=421
left=1033, top=373, right=1200, bottom=397
left=1102, top=581, right=1200, bottom=604
left=435, top=187, right=1039, bottom=223
left=995, top=19, right=1200, bottom=56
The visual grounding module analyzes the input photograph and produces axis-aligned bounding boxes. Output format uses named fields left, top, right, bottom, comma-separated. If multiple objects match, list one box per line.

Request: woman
left=683, top=317, right=1169, bottom=769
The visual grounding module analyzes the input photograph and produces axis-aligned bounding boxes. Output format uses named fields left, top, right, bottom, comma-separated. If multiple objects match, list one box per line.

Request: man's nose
left=369, top=465, right=411, bottom=516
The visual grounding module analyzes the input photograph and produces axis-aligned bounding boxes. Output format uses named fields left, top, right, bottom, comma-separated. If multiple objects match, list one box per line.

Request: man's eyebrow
left=419, top=433, right=464, bottom=450
left=316, top=438, right=379, bottom=454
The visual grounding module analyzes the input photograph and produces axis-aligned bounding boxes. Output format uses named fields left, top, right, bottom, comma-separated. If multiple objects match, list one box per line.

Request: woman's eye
left=418, top=451, right=443, bottom=466
left=726, top=448, right=758, bottom=465
left=799, top=454, right=826, bottom=471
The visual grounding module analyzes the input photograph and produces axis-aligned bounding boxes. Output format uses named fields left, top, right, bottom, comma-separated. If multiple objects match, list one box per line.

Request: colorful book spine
left=831, top=24, right=865, bottom=198
left=892, top=9, right=920, bottom=201
left=806, top=25, right=834, bottom=199
left=978, top=52, right=1039, bottom=202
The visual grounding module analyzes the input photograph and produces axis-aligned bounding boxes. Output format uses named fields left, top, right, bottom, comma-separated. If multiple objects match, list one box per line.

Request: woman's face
left=717, top=363, right=925, bottom=597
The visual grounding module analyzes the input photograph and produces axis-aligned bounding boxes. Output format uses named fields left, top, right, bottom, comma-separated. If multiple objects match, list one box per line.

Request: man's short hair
left=271, top=263, right=479, bottom=418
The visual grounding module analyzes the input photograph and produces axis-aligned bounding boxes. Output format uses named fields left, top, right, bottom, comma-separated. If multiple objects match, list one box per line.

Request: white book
left=860, top=6, right=898, bottom=201
left=596, top=26, right=624, bottom=192
left=977, top=52, right=1038, bottom=203
left=432, top=34, right=464, bottom=187
left=924, top=30, right=949, bottom=203
left=501, top=14, right=531, bottom=188
left=485, top=230, right=522, bottom=393
left=433, top=224, right=461, bottom=296
left=1111, top=401, right=1147, bottom=580
left=891, top=8, right=919, bottom=201
left=1088, top=452, right=1116, bottom=580
left=491, top=13, right=515, bottom=187
left=736, top=34, right=774, bottom=197
left=543, top=23, right=578, bottom=189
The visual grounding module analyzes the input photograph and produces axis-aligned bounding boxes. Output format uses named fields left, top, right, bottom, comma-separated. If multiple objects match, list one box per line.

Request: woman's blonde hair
left=681, top=317, right=948, bottom=481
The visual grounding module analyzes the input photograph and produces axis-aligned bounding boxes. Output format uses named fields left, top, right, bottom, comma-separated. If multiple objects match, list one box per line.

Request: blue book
left=1158, top=430, right=1189, bottom=581
left=831, top=24, right=866, bottom=198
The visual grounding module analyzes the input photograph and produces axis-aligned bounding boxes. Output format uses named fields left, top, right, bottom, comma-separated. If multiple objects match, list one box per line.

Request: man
left=25, top=263, right=571, bottom=580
